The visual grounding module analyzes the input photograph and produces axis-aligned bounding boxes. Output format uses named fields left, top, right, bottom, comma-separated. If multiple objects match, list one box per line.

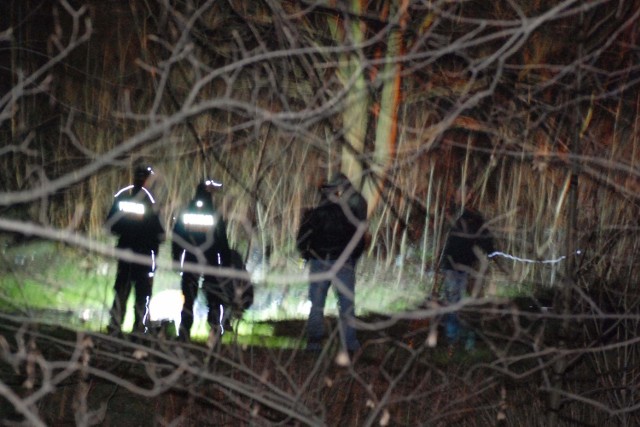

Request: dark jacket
left=171, top=197, right=231, bottom=268
left=440, top=208, right=495, bottom=271
left=297, top=195, right=367, bottom=261
left=106, top=185, right=165, bottom=255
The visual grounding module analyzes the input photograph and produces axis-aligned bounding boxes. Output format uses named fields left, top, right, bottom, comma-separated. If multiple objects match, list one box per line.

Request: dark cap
left=322, top=172, right=351, bottom=191
left=133, top=164, right=154, bottom=186
left=195, top=179, right=222, bottom=198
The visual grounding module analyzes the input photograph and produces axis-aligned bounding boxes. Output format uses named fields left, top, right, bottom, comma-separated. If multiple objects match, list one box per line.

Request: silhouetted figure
left=172, top=179, right=232, bottom=345
left=440, top=187, right=495, bottom=352
left=106, top=164, right=165, bottom=336
left=297, top=173, right=367, bottom=354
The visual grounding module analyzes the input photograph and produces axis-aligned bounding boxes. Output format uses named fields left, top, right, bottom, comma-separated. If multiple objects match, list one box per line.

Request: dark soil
left=1, top=305, right=616, bottom=427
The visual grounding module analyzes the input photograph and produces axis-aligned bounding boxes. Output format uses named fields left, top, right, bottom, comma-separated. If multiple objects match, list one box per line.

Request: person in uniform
left=106, top=164, right=165, bottom=336
left=172, top=179, right=232, bottom=345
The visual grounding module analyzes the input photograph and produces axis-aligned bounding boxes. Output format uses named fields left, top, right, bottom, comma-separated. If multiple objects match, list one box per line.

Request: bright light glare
left=150, top=289, right=183, bottom=325
left=183, top=213, right=215, bottom=226
left=118, top=201, right=145, bottom=215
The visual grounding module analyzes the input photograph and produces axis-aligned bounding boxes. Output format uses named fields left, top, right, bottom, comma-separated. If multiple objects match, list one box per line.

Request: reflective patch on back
left=183, top=213, right=216, bottom=232
left=118, top=201, right=145, bottom=217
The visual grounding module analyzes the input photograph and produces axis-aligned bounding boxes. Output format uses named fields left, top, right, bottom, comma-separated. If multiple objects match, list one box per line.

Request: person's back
left=107, top=185, right=163, bottom=254
left=172, top=180, right=233, bottom=343
left=105, top=164, right=164, bottom=336
left=439, top=187, right=497, bottom=353
left=172, top=183, right=230, bottom=267
left=297, top=198, right=365, bottom=261
left=441, top=208, right=495, bottom=272
left=297, top=173, right=366, bottom=355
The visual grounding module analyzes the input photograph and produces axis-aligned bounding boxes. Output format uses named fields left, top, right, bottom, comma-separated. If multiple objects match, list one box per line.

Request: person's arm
left=215, top=216, right=232, bottom=267
left=478, top=223, right=509, bottom=274
left=171, top=213, right=186, bottom=262
left=151, top=212, right=166, bottom=244
left=296, top=209, right=314, bottom=260
left=105, top=198, right=124, bottom=236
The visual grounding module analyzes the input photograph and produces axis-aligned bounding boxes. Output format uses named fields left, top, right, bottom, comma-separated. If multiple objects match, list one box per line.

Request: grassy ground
left=0, top=237, right=437, bottom=339
left=0, top=236, right=537, bottom=353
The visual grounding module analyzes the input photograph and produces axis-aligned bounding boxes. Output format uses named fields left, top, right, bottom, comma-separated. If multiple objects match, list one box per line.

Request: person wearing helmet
left=105, top=164, right=165, bottom=337
left=172, top=179, right=232, bottom=345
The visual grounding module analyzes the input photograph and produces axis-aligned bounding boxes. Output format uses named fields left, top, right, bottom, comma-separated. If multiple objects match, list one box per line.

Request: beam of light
left=183, top=213, right=215, bottom=226
left=488, top=250, right=582, bottom=264
left=118, top=201, right=145, bottom=215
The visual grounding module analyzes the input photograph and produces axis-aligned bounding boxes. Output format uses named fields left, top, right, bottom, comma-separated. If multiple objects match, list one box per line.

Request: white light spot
left=149, top=290, right=183, bottom=327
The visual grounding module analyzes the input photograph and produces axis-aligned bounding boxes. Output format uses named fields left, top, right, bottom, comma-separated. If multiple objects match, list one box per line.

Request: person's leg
left=307, top=259, right=331, bottom=350
left=108, top=261, right=133, bottom=334
left=334, top=258, right=360, bottom=352
left=202, top=276, right=229, bottom=348
left=443, top=269, right=467, bottom=346
left=203, top=276, right=227, bottom=330
left=132, top=264, right=153, bottom=334
left=179, top=273, right=199, bottom=340
left=218, top=275, right=236, bottom=331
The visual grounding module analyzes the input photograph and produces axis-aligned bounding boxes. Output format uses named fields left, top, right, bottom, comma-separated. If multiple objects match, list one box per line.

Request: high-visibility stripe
left=114, top=185, right=156, bottom=204
left=183, top=213, right=215, bottom=226
left=118, top=201, right=145, bottom=215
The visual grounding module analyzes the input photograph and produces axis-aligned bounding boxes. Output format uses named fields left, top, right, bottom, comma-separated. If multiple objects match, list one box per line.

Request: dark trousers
left=109, top=261, right=153, bottom=334
left=179, top=272, right=231, bottom=339
left=307, top=258, right=360, bottom=352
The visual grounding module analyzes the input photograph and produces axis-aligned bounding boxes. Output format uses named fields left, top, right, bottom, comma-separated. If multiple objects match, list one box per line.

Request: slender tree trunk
left=363, top=13, right=404, bottom=214
left=548, top=16, right=585, bottom=423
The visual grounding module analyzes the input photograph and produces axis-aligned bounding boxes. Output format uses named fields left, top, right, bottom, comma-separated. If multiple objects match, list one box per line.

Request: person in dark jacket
left=440, top=187, right=496, bottom=351
left=296, top=173, right=367, bottom=354
left=172, top=179, right=232, bottom=344
left=105, top=164, right=165, bottom=336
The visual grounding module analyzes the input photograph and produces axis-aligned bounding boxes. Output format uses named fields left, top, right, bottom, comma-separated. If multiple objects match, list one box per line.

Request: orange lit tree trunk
left=326, top=1, right=407, bottom=216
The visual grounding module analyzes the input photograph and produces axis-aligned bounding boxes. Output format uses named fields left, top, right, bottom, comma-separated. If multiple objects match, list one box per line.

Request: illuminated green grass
left=0, top=238, right=521, bottom=347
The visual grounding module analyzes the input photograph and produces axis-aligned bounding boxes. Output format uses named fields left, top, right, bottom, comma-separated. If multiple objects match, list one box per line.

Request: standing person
left=439, top=186, right=496, bottom=352
left=172, top=179, right=232, bottom=345
left=106, top=164, right=165, bottom=337
left=296, top=173, right=368, bottom=355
